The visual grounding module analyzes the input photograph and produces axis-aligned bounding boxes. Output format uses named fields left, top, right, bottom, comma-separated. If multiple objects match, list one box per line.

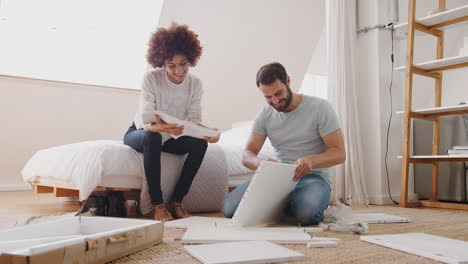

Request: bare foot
left=152, top=204, right=173, bottom=221
left=168, top=202, right=192, bottom=219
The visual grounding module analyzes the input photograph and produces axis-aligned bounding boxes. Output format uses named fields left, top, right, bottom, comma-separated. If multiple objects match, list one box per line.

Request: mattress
left=22, top=140, right=229, bottom=212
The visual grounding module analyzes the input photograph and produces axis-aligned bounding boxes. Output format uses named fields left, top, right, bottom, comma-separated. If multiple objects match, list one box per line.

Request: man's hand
left=146, top=114, right=184, bottom=136
left=293, top=158, right=313, bottom=182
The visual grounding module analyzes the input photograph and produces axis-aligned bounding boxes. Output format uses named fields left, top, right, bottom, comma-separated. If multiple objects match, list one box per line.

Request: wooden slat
left=429, top=16, right=468, bottom=30
left=395, top=55, right=468, bottom=72
left=412, top=67, right=441, bottom=79
left=427, top=61, right=468, bottom=72
left=394, top=5, right=468, bottom=33
left=400, top=0, right=417, bottom=208
left=421, top=109, right=468, bottom=118
left=34, top=185, right=54, bottom=194
left=409, top=156, right=468, bottom=163
left=406, top=201, right=422, bottom=207
left=410, top=112, right=437, bottom=120
left=431, top=28, right=444, bottom=201
left=420, top=200, right=468, bottom=210
left=414, top=22, right=442, bottom=36
left=54, top=188, right=79, bottom=197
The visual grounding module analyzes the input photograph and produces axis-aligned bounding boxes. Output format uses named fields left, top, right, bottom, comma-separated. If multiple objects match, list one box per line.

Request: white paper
left=142, top=110, right=219, bottom=139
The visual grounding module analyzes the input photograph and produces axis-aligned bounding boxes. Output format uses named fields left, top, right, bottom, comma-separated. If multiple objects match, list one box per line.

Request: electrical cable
left=384, top=22, right=400, bottom=205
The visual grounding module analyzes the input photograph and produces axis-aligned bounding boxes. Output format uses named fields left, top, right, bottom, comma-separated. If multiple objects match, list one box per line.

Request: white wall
left=0, top=0, right=324, bottom=190
left=355, top=0, right=395, bottom=204
left=356, top=0, right=468, bottom=204
left=0, top=76, right=139, bottom=190
left=158, top=0, right=324, bottom=129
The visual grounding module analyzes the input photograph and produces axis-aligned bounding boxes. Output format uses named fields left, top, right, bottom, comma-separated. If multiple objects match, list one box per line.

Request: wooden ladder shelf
left=400, top=0, right=468, bottom=210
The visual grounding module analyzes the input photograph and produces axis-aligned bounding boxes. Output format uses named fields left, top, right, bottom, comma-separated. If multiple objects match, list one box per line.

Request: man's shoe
left=107, top=191, right=126, bottom=217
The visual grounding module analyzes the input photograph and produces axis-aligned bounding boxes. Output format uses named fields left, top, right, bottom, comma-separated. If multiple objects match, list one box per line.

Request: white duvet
left=22, top=140, right=141, bottom=199
left=22, top=140, right=229, bottom=210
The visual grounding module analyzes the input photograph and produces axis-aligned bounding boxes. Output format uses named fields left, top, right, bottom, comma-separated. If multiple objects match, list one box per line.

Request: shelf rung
left=395, top=55, right=468, bottom=72
left=394, top=4, right=468, bottom=33
left=409, top=155, right=468, bottom=163
left=396, top=105, right=468, bottom=118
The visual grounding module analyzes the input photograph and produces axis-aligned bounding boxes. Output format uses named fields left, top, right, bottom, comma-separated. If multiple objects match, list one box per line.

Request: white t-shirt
left=252, top=95, right=341, bottom=187
left=133, top=68, right=203, bottom=142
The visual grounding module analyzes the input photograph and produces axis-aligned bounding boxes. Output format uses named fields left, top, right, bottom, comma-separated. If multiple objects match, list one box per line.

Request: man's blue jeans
left=221, top=173, right=330, bottom=225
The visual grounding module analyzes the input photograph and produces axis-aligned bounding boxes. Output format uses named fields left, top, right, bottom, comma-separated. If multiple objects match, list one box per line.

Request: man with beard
left=221, top=62, right=346, bottom=225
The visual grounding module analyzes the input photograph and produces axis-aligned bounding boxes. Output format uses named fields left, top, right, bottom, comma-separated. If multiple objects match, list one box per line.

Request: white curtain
left=327, top=0, right=369, bottom=205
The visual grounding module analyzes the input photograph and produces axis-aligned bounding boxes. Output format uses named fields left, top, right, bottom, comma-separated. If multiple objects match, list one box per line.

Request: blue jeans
left=221, top=173, right=330, bottom=225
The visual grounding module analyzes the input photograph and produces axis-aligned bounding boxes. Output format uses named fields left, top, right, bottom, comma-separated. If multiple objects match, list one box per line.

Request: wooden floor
left=0, top=191, right=80, bottom=230
left=0, top=191, right=223, bottom=230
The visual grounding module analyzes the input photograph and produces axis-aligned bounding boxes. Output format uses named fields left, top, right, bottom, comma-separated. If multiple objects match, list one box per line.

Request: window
left=299, top=73, right=328, bottom=99
left=0, top=0, right=163, bottom=89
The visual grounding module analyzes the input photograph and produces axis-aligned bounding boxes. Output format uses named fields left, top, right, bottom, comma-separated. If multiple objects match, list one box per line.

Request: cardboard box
left=0, top=216, right=163, bottom=264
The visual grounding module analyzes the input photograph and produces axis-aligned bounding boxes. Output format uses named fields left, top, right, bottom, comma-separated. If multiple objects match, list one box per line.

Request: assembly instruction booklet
left=142, top=110, right=219, bottom=139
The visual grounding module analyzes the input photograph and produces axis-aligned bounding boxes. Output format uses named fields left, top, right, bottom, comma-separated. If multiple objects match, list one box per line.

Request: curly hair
left=146, top=23, right=203, bottom=68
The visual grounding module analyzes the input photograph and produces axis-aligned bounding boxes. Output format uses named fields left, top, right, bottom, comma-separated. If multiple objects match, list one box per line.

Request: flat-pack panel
left=184, top=240, right=304, bottom=264
left=361, top=233, right=468, bottom=264
left=0, top=216, right=163, bottom=264
left=231, top=161, right=297, bottom=227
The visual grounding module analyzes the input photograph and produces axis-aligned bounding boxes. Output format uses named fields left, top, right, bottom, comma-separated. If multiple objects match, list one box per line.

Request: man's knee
left=295, top=206, right=325, bottom=225
left=220, top=198, right=236, bottom=218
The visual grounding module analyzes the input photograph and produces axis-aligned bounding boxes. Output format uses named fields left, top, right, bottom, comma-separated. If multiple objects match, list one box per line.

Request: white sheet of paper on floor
left=349, top=213, right=409, bottom=224
left=242, top=226, right=322, bottom=233
left=182, top=227, right=312, bottom=244
left=361, top=233, right=468, bottom=264
left=307, top=240, right=338, bottom=248
left=311, top=237, right=341, bottom=241
left=164, top=216, right=233, bottom=229
left=231, top=161, right=297, bottom=227
left=184, top=240, right=304, bottom=264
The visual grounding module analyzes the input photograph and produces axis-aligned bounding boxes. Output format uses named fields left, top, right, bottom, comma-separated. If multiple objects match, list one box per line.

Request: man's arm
left=294, top=129, right=346, bottom=181
left=242, top=132, right=275, bottom=170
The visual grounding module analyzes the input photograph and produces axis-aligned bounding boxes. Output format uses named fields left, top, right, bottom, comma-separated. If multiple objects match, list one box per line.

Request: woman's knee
left=190, top=138, right=208, bottom=153
left=143, top=132, right=162, bottom=146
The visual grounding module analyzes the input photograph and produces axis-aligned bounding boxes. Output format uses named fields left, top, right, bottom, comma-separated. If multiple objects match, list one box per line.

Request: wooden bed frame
left=30, top=180, right=141, bottom=201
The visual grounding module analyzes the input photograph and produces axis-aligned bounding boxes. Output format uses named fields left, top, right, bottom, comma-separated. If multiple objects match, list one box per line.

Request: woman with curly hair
left=123, top=23, right=219, bottom=221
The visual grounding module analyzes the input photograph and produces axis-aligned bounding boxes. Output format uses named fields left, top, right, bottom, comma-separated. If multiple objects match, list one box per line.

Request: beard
left=271, top=85, right=293, bottom=112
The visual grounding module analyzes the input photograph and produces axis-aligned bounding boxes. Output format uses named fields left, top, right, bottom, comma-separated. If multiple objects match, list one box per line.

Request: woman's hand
left=146, top=114, right=184, bottom=136
left=203, top=128, right=220, bottom=143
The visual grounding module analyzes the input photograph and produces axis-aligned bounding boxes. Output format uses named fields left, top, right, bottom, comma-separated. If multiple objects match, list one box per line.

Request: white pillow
left=219, top=126, right=275, bottom=159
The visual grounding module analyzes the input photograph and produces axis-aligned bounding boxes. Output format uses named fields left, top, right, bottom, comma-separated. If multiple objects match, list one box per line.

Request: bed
left=22, top=125, right=275, bottom=213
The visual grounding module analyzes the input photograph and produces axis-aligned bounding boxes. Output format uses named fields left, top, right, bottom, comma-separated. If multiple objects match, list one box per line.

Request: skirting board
left=368, top=193, right=419, bottom=205
left=0, top=183, right=32, bottom=191
left=361, top=233, right=468, bottom=264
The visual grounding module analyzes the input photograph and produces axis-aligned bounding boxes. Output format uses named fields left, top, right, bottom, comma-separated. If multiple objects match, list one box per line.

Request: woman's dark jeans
left=123, top=123, right=208, bottom=204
